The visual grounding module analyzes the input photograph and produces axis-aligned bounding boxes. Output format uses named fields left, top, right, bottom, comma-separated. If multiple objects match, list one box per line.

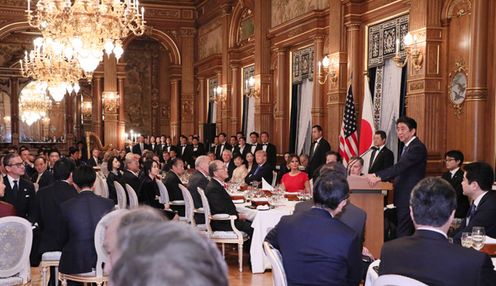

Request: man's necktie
left=466, top=203, right=476, bottom=226
left=12, top=180, right=18, bottom=200
left=401, top=146, right=409, bottom=157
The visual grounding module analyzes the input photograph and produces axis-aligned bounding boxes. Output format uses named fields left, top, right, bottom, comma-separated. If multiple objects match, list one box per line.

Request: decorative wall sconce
left=82, top=100, right=92, bottom=118
left=317, top=55, right=338, bottom=85
left=393, top=32, right=424, bottom=71
left=245, top=76, right=260, bottom=98
left=102, top=91, right=120, bottom=112
left=214, top=85, right=226, bottom=103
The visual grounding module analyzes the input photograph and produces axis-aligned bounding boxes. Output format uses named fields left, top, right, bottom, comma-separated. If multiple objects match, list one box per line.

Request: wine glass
left=461, top=232, right=473, bottom=248
left=471, top=226, right=486, bottom=250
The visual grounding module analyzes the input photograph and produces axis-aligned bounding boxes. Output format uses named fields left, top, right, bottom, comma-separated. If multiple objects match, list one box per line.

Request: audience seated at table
left=106, top=156, right=123, bottom=204
left=58, top=165, right=114, bottom=276
left=229, top=154, right=248, bottom=184
left=453, top=162, right=496, bottom=242
left=245, top=150, right=273, bottom=187
left=265, top=171, right=362, bottom=286
left=206, top=160, right=253, bottom=238
left=163, top=158, right=186, bottom=216
left=379, top=177, right=496, bottom=285
left=280, top=154, right=310, bottom=193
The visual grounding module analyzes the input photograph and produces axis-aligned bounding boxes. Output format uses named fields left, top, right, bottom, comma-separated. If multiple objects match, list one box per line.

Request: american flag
left=339, top=84, right=358, bottom=165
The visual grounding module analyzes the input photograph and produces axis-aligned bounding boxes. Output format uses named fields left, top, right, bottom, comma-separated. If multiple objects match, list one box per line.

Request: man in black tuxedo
left=266, top=172, right=362, bottom=286
left=164, top=158, right=186, bottom=216
left=258, top=132, right=277, bottom=168
left=379, top=177, right=496, bottom=285
left=121, top=153, right=142, bottom=197
left=34, top=158, right=78, bottom=284
left=2, top=153, right=36, bottom=220
left=177, top=135, right=194, bottom=168
left=149, top=136, right=160, bottom=155
left=124, top=141, right=133, bottom=154
left=87, top=147, right=102, bottom=168
left=245, top=150, right=273, bottom=187
left=248, top=132, right=261, bottom=155
left=31, top=157, right=54, bottom=190
left=367, top=117, right=427, bottom=237
left=205, top=160, right=253, bottom=237
left=68, top=146, right=82, bottom=167
left=454, top=162, right=496, bottom=241
left=191, top=136, right=205, bottom=163
left=307, top=125, right=331, bottom=177
left=441, top=150, right=469, bottom=218
left=19, top=146, right=35, bottom=179
left=58, top=165, right=114, bottom=275
left=47, top=149, right=61, bottom=174
left=187, top=155, right=211, bottom=224
left=132, top=135, right=149, bottom=155
left=214, top=133, right=232, bottom=160
left=163, top=136, right=177, bottom=154
left=233, top=136, right=249, bottom=159
left=367, top=130, right=394, bottom=174
left=221, top=150, right=236, bottom=181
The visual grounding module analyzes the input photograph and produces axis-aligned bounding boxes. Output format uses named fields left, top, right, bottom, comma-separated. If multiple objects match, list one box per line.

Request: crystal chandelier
left=27, top=0, right=146, bottom=74
left=20, top=37, right=82, bottom=102
left=19, top=81, right=53, bottom=126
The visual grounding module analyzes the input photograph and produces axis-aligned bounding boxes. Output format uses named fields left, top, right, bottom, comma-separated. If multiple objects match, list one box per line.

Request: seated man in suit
left=244, top=150, right=273, bottom=187
left=205, top=160, right=253, bottom=237
left=47, top=149, right=61, bottom=174
left=19, top=146, right=35, bottom=179
left=88, top=147, right=102, bottom=168
left=454, top=161, right=496, bottom=241
left=34, top=158, right=78, bottom=285
left=266, top=171, right=362, bottom=286
left=31, top=156, right=54, bottom=190
left=187, top=155, right=211, bottom=224
left=121, top=153, right=142, bottom=197
left=379, top=177, right=496, bottom=285
left=221, top=149, right=236, bottom=181
left=441, top=150, right=469, bottom=218
left=367, top=130, right=394, bottom=174
left=58, top=165, right=115, bottom=276
left=163, top=158, right=186, bottom=216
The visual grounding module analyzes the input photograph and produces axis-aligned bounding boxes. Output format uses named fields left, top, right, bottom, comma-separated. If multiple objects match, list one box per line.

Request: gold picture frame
left=448, top=60, right=468, bottom=118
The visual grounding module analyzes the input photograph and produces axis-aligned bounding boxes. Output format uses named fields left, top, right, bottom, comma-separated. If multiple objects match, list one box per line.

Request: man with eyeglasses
left=441, top=150, right=469, bottom=218
left=1, top=153, right=36, bottom=220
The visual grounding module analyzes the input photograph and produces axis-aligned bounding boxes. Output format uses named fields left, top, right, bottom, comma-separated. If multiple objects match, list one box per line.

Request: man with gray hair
left=187, top=155, right=211, bottom=224
left=110, top=221, right=228, bottom=286
left=221, top=149, right=235, bottom=181
left=121, top=153, right=142, bottom=195
left=379, top=177, right=496, bottom=285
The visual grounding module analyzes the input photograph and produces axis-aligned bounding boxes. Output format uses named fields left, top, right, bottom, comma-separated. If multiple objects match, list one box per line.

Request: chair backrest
left=124, top=184, right=139, bottom=209
left=178, top=184, right=195, bottom=224
left=113, top=181, right=127, bottom=209
left=374, top=274, right=428, bottom=286
left=94, top=176, right=109, bottom=199
left=271, top=171, right=278, bottom=187
left=100, top=176, right=109, bottom=199
left=263, top=241, right=287, bottom=286
left=156, top=179, right=170, bottom=204
left=197, top=187, right=212, bottom=233
left=0, top=216, right=33, bottom=283
left=94, top=209, right=128, bottom=277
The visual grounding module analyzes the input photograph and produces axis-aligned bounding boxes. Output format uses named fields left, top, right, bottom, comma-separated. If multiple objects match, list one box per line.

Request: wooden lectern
left=347, top=175, right=393, bottom=258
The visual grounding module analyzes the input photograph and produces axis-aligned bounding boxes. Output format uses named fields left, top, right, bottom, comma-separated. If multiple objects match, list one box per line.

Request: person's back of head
left=53, top=157, right=76, bottom=181
left=319, top=162, right=347, bottom=177
left=110, top=222, right=228, bottom=286
left=313, top=172, right=349, bottom=211
left=73, top=165, right=96, bottom=190
left=410, top=177, right=457, bottom=228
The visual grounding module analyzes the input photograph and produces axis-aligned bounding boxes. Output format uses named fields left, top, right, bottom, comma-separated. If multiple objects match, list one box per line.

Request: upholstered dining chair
left=0, top=216, right=33, bottom=285
left=263, top=241, right=287, bottom=286
left=374, top=274, right=428, bottom=286
left=113, top=181, right=127, bottom=209
left=124, top=184, right=139, bottom=209
left=178, top=184, right=196, bottom=224
left=197, top=187, right=248, bottom=272
left=39, top=251, right=61, bottom=286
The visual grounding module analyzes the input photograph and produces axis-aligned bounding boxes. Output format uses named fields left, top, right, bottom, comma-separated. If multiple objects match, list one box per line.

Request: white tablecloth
left=236, top=201, right=297, bottom=273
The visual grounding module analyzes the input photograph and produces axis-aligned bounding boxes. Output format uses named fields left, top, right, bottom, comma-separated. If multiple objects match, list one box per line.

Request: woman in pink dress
left=281, top=154, right=310, bottom=193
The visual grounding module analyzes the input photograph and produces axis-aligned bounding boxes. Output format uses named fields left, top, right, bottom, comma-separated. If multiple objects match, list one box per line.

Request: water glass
left=461, top=232, right=473, bottom=248
left=472, top=226, right=486, bottom=251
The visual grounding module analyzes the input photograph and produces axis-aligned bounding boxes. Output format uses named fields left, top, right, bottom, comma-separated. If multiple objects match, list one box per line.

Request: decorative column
left=220, top=3, right=233, bottom=134
left=170, top=78, right=180, bottom=142
left=117, top=76, right=126, bottom=149
left=180, top=28, right=196, bottom=136
left=102, top=54, right=119, bottom=148
left=274, top=48, right=289, bottom=152
left=465, top=0, right=488, bottom=160
left=312, top=36, right=325, bottom=126
left=215, top=71, right=224, bottom=131
left=327, top=0, right=348, bottom=147
left=229, top=64, right=240, bottom=134
left=65, top=94, right=74, bottom=146
left=197, top=77, right=206, bottom=138
left=74, top=91, right=81, bottom=140
left=92, top=76, right=103, bottom=140
left=254, top=0, right=273, bottom=135
left=10, top=77, right=19, bottom=145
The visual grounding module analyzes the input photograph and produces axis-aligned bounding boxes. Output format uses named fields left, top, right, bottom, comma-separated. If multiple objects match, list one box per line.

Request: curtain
left=296, top=79, right=313, bottom=155
left=380, top=59, right=402, bottom=161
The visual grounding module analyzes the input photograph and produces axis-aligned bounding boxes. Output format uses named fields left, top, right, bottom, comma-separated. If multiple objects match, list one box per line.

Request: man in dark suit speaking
left=307, top=125, right=331, bottom=177
left=367, top=116, right=427, bottom=237
left=379, top=177, right=496, bottom=285
left=265, top=172, right=362, bottom=286
left=367, top=130, right=394, bottom=174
